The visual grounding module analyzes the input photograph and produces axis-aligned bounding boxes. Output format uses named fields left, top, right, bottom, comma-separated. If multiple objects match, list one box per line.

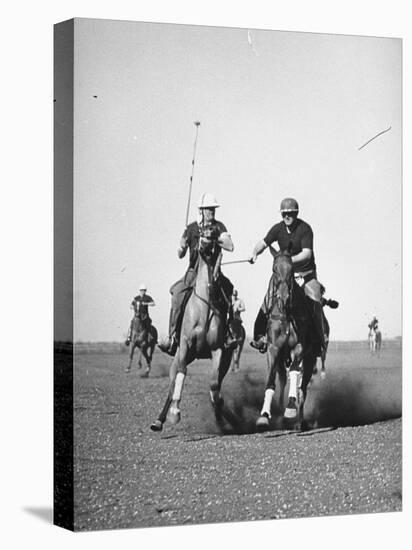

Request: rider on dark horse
left=249, top=197, right=338, bottom=355
left=125, top=283, right=155, bottom=346
left=158, top=192, right=236, bottom=356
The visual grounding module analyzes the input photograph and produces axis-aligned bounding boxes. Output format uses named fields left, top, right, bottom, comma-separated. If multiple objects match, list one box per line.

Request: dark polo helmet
left=280, top=197, right=299, bottom=212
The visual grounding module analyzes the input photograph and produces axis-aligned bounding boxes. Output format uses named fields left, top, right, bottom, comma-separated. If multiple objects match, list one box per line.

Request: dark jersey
left=264, top=218, right=316, bottom=273
left=131, top=294, right=154, bottom=317
left=183, top=220, right=228, bottom=269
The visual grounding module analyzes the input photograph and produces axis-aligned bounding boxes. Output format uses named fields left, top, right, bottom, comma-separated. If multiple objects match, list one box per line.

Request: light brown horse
left=255, top=248, right=318, bottom=432
left=151, top=232, right=232, bottom=431
left=125, top=315, right=158, bottom=377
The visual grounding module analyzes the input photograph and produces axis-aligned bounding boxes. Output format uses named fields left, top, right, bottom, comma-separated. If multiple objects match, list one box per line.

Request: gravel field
left=67, top=345, right=401, bottom=531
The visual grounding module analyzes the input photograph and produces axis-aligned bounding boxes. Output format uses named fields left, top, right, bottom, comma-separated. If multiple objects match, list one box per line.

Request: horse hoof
left=140, top=371, right=149, bottom=379
left=124, top=367, right=131, bottom=373
left=320, top=370, right=326, bottom=380
left=284, top=397, right=297, bottom=419
left=150, top=420, right=163, bottom=432
left=256, top=414, right=270, bottom=431
left=167, top=407, right=181, bottom=425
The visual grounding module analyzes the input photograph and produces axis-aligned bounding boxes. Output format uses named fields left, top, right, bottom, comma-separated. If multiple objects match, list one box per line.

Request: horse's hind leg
left=284, top=344, right=303, bottom=422
left=298, top=354, right=316, bottom=431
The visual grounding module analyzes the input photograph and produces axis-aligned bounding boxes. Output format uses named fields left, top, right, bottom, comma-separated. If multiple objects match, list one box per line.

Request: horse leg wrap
left=288, top=370, right=299, bottom=399
left=261, top=388, right=275, bottom=417
left=172, top=372, right=185, bottom=401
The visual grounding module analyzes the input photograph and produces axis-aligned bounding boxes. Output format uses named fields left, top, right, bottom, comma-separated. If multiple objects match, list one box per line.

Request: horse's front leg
left=256, top=344, right=280, bottom=431
left=210, top=348, right=228, bottom=407
left=166, top=340, right=192, bottom=425
left=284, top=343, right=303, bottom=422
left=150, top=352, right=180, bottom=431
left=125, top=343, right=135, bottom=373
left=140, top=346, right=151, bottom=378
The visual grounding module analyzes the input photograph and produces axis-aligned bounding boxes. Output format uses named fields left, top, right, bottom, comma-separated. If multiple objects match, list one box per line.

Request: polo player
left=232, top=289, right=245, bottom=322
left=249, top=197, right=338, bottom=355
left=158, top=192, right=235, bottom=356
left=368, top=316, right=379, bottom=332
left=125, top=283, right=155, bottom=346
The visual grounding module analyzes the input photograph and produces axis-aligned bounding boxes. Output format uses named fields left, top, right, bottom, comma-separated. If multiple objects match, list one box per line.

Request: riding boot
left=250, top=308, right=268, bottom=353
left=309, top=299, right=326, bottom=357
left=158, top=306, right=180, bottom=356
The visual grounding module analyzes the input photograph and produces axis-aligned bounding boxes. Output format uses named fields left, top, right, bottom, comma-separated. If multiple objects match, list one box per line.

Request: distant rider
left=125, top=283, right=155, bottom=346
left=232, top=289, right=245, bottom=322
left=368, top=316, right=379, bottom=332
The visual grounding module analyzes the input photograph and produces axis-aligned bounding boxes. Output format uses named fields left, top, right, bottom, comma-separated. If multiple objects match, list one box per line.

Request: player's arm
left=145, top=295, right=155, bottom=307
left=178, top=229, right=189, bottom=258
left=250, top=225, right=279, bottom=263
left=250, top=239, right=267, bottom=263
left=218, top=232, right=234, bottom=252
left=291, top=248, right=312, bottom=264
left=294, top=226, right=313, bottom=264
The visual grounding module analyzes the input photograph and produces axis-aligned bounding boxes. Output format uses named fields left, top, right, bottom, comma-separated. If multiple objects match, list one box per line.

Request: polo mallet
left=185, top=121, right=201, bottom=227
left=221, top=259, right=253, bottom=266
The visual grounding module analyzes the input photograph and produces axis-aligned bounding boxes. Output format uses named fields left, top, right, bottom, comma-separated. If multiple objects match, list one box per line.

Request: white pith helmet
left=198, top=192, right=220, bottom=209
left=139, top=283, right=147, bottom=291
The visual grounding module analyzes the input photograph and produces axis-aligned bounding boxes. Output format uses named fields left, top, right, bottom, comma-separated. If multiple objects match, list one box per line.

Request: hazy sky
left=66, top=18, right=401, bottom=341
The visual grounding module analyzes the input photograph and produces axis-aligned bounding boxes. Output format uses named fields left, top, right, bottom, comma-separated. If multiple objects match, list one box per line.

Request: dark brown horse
left=256, top=248, right=318, bottom=431
left=125, top=314, right=158, bottom=377
left=151, top=229, right=233, bottom=431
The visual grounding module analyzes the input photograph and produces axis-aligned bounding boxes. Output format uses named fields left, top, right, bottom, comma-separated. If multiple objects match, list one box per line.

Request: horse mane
left=269, top=242, right=293, bottom=259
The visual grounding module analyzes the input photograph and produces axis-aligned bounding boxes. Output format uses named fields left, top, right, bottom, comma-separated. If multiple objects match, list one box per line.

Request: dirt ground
left=70, top=344, right=402, bottom=531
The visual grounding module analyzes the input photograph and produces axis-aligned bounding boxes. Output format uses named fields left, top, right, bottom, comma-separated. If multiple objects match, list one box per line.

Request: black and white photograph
left=3, top=2, right=410, bottom=548
left=54, top=17, right=402, bottom=531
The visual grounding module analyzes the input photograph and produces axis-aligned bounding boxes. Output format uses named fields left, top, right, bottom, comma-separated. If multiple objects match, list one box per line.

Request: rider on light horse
left=125, top=283, right=155, bottom=346
left=158, top=193, right=236, bottom=356
left=250, top=197, right=338, bottom=355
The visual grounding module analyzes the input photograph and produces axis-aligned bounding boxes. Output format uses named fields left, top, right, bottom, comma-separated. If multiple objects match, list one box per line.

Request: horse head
left=269, top=246, right=294, bottom=311
left=198, top=224, right=221, bottom=267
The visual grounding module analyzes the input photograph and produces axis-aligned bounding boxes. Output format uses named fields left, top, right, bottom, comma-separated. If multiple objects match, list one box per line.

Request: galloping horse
left=369, top=328, right=382, bottom=355
left=229, top=319, right=246, bottom=372
left=256, top=248, right=318, bottom=432
left=151, top=228, right=233, bottom=431
left=125, top=314, right=158, bottom=377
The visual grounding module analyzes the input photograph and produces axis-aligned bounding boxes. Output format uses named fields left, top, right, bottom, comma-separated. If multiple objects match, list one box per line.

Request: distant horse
left=229, top=319, right=246, bottom=372
left=125, top=314, right=158, bottom=377
left=369, top=328, right=382, bottom=355
left=255, top=248, right=318, bottom=432
left=151, top=228, right=233, bottom=431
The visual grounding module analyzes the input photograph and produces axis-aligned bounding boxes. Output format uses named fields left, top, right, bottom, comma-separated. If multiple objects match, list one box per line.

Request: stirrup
left=250, top=338, right=267, bottom=354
